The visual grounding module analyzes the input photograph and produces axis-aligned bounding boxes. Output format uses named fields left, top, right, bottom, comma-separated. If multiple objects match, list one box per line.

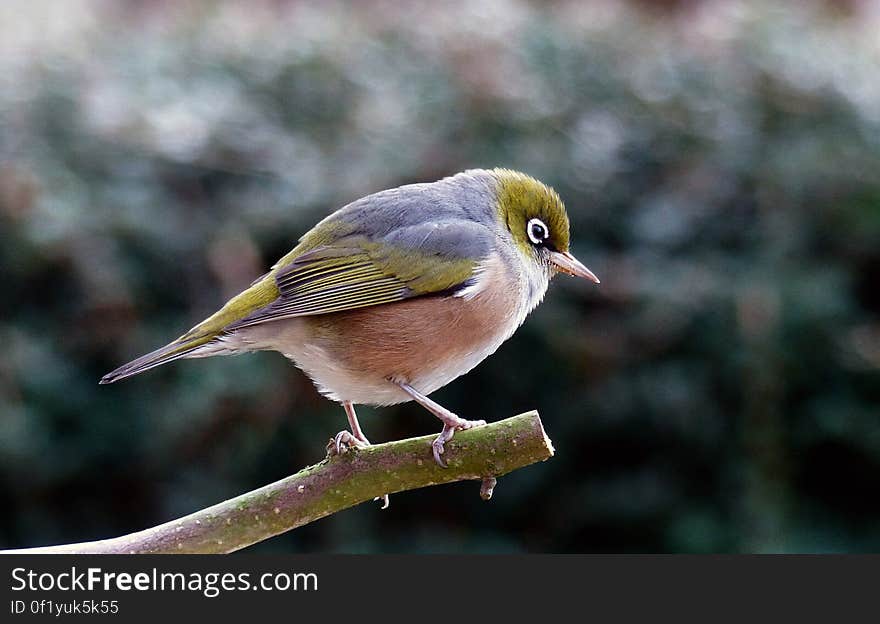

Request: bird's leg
left=333, top=400, right=371, bottom=452
left=334, top=400, right=370, bottom=449
left=333, top=401, right=390, bottom=510
left=394, top=381, right=486, bottom=468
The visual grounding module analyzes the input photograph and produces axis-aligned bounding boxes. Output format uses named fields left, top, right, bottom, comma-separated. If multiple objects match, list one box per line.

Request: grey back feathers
left=326, top=169, right=504, bottom=264
left=326, top=169, right=500, bottom=239
left=382, top=219, right=491, bottom=262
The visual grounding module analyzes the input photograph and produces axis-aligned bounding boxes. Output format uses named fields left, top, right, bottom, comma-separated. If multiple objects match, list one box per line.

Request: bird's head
left=492, top=168, right=599, bottom=284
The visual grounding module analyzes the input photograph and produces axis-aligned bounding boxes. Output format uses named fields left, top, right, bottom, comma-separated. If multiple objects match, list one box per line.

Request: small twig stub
left=480, top=477, right=498, bottom=500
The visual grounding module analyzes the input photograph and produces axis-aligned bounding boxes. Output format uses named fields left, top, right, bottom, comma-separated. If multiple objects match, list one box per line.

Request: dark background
left=2, top=0, right=879, bottom=553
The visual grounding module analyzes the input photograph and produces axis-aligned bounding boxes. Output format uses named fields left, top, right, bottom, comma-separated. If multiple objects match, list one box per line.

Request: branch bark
left=2, top=411, right=553, bottom=554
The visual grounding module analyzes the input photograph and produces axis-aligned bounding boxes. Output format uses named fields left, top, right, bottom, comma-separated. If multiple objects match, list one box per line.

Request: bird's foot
left=432, top=418, right=487, bottom=468
left=327, top=430, right=390, bottom=509
left=329, top=429, right=369, bottom=455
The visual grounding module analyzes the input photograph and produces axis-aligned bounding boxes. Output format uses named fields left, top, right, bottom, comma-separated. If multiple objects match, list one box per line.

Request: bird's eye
left=527, top=218, right=549, bottom=245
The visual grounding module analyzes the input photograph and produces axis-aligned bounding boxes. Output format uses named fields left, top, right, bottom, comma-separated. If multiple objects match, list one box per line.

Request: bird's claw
left=330, top=430, right=368, bottom=456
left=431, top=419, right=487, bottom=468
left=432, top=438, right=449, bottom=468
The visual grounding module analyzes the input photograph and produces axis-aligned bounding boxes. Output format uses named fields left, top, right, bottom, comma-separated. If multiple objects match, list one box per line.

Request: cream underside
left=202, top=251, right=549, bottom=406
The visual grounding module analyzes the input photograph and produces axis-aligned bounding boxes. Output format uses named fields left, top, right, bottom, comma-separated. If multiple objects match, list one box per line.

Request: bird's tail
left=99, top=331, right=215, bottom=384
left=100, top=272, right=281, bottom=384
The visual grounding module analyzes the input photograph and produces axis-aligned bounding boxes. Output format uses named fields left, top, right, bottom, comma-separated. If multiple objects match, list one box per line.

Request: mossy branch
left=2, top=411, right=553, bottom=554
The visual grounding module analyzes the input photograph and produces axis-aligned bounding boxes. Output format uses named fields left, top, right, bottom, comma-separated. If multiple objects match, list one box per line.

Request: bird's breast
left=241, top=252, right=537, bottom=405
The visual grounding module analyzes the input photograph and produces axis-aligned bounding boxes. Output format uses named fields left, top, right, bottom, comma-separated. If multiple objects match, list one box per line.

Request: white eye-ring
left=527, top=218, right=549, bottom=245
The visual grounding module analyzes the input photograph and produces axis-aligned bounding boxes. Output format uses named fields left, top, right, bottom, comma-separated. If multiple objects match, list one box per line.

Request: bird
left=100, top=168, right=599, bottom=481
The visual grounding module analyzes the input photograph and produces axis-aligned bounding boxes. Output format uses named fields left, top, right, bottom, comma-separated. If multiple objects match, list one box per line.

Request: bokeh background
left=2, top=0, right=879, bottom=553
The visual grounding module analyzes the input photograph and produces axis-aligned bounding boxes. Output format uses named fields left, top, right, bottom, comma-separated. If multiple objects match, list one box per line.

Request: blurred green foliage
left=1, top=0, right=879, bottom=552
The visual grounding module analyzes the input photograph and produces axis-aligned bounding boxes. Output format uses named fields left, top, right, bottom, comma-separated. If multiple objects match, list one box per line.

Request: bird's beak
left=549, top=250, right=600, bottom=284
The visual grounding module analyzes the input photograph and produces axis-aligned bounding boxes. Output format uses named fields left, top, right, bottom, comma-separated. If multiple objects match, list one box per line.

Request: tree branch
left=2, top=411, right=553, bottom=554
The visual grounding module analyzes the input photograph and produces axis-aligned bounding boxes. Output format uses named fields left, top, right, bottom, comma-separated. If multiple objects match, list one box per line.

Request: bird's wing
left=225, top=219, right=491, bottom=330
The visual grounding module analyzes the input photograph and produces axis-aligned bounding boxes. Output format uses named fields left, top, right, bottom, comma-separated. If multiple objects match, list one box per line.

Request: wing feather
left=228, top=251, right=409, bottom=328
left=226, top=221, right=489, bottom=330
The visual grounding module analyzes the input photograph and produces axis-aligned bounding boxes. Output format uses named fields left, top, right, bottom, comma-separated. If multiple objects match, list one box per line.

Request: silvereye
left=101, top=168, right=599, bottom=471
